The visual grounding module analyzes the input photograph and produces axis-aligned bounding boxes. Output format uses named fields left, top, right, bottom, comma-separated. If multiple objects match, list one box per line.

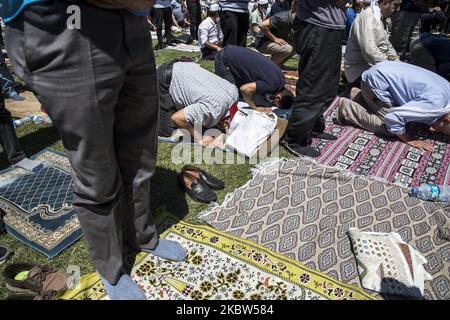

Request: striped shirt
left=169, top=62, right=238, bottom=128
left=219, top=0, right=249, bottom=13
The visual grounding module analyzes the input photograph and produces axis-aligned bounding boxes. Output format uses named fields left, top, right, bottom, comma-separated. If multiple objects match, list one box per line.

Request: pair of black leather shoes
left=177, top=165, right=225, bottom=203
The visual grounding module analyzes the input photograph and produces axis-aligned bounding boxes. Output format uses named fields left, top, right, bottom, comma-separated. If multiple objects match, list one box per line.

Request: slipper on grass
left=0, top=244, right=11, bottom=265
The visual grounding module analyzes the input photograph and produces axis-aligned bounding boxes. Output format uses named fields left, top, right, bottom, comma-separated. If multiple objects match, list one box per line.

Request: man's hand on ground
left=397, top=133, right=434, bottom=152
left=198, top=136, right=216, bottom=146
left=406, top=140, right=434, bottom=152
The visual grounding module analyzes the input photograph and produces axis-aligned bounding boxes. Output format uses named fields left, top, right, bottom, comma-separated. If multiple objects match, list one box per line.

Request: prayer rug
left=169, top=43, right=201, bottom=52
left=5, top=91, right=47, bottom=119
left=59, top=214, right=375, bottom=300
left=200, top=158, right=450, bottom=300
left=0, top=149, right=82, bottom=258
left=311, top=97, right=450, bottom=187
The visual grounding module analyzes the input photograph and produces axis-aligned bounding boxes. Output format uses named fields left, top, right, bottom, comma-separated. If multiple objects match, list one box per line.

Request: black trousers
left=155, top=7, right=173, bottom=44
left=0, top=32, right=18, bottom=97
left=220, top=11, right=249, bottom=47
left=286, top=20, right=344, bottom=147
left=157, top=59, right=183, bottom=137
left=187, top=2, right=201, bottom=40
left=0, top=94, right=26, bottom=165
left=214, top=50, right=237, bottom=86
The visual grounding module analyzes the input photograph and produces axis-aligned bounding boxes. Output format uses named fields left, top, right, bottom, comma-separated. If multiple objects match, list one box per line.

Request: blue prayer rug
left=0, top=149, right=82, bottom=258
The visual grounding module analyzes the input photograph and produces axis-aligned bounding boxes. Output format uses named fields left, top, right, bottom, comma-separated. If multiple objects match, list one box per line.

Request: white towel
left=225, top=111, right=277, bottom=158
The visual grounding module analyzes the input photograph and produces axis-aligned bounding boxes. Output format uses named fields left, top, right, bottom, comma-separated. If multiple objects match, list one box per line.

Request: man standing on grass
left=256, top=0, right=296, bottom=67
left=199, top=4, right=224, bottom=60
left=1, top=0, right=186, bottom=300
left=184, top=0, right=202, bottom=41
left=282, top=0, right=347, bottom=157
left=154, top=0, right=175, bottom=50
left=219, top=0, right=251, bottom=47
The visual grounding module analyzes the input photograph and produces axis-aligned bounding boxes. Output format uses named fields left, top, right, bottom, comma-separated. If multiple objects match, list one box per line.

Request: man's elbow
left=171, top=112, right=185, bottom=128
left=240, top=86, right=252, bottom=97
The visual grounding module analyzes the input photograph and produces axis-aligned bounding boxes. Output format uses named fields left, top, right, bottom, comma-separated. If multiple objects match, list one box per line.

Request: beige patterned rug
left=200, top=158, right=450, bottom=300
left=60, top=215, right=375, bottom=300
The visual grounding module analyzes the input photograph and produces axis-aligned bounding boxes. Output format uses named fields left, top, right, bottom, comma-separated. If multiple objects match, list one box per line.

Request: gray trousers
left=338, top=81, right=393, bottom=137
left=5, top=2, right=159, bottom=284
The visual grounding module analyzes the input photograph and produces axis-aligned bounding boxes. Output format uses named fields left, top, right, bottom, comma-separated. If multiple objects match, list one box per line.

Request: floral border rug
left=200, top=158, right=450, bottom=300
left=59, top=216, right=375, bottom=300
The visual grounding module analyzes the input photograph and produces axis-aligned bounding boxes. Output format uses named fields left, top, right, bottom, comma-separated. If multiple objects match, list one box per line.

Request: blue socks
left=99, top=240, right=186, bottom=300
left=100, top=274, right=146, bottom=300
left=142, top=238, right=186, bottom=262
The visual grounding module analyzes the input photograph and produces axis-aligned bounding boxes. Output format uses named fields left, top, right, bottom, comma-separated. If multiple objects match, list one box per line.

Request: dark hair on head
left=278, top=88, right=294, bottom=109
left=208, top=10, right=219, bottom=17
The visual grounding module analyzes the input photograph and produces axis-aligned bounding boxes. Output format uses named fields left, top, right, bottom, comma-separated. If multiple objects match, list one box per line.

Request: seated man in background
left=390, top=0, right=431, bottom=60
left=344, top=0, right=402, bottom=86
left=172, top=0, right=188, bottom=30
left=198, top=4, right=223, bottom=60
left=157, top=59, right=238, bottom=145
left=255, top=0, right=296, bottom=67
left=250, top=0, right=269, bottom=38
left=215, top=45, right=294, bottom=112
left=337, top=61, right=450, bottom=151
left=410, top=8, right=450, bottom=80
left=410, top=32, right=450, bottom=80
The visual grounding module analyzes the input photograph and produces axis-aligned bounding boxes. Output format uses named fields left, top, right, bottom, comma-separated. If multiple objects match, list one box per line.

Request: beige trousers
left=257, top=41, right=295, bottom=66
left=338, top=81, right=393, bottom=136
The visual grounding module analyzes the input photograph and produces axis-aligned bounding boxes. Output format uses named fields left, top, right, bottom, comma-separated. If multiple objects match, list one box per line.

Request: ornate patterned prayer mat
left=59, top=215, right=375, bottom=300
left=311, top=97, right=450, bottom=187
left=0, top=149, right=81, bottom=258
left=200, top=158, right=450, bottom=300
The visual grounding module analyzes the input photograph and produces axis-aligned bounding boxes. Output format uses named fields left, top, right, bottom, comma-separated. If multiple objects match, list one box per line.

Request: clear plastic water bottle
left=31, top=115, right=52, bottom=125
left=410, top=184, right=450, bottom=203
left=13, top=115, right=33, bottom=128
left=32, top=115, right=43, bottom=124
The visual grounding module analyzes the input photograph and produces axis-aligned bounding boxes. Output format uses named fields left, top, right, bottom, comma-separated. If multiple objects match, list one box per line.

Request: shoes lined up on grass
left=177, top=165, right=225, bottom=203
left=0, top=244, right=11, bottom=265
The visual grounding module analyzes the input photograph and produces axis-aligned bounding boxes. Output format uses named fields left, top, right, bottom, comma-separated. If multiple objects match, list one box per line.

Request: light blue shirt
left=362, top=61, right=450, bottom=135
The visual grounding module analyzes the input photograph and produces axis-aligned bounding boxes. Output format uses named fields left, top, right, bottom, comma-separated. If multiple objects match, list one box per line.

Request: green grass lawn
left=0, top=49, right=297, bottom=299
